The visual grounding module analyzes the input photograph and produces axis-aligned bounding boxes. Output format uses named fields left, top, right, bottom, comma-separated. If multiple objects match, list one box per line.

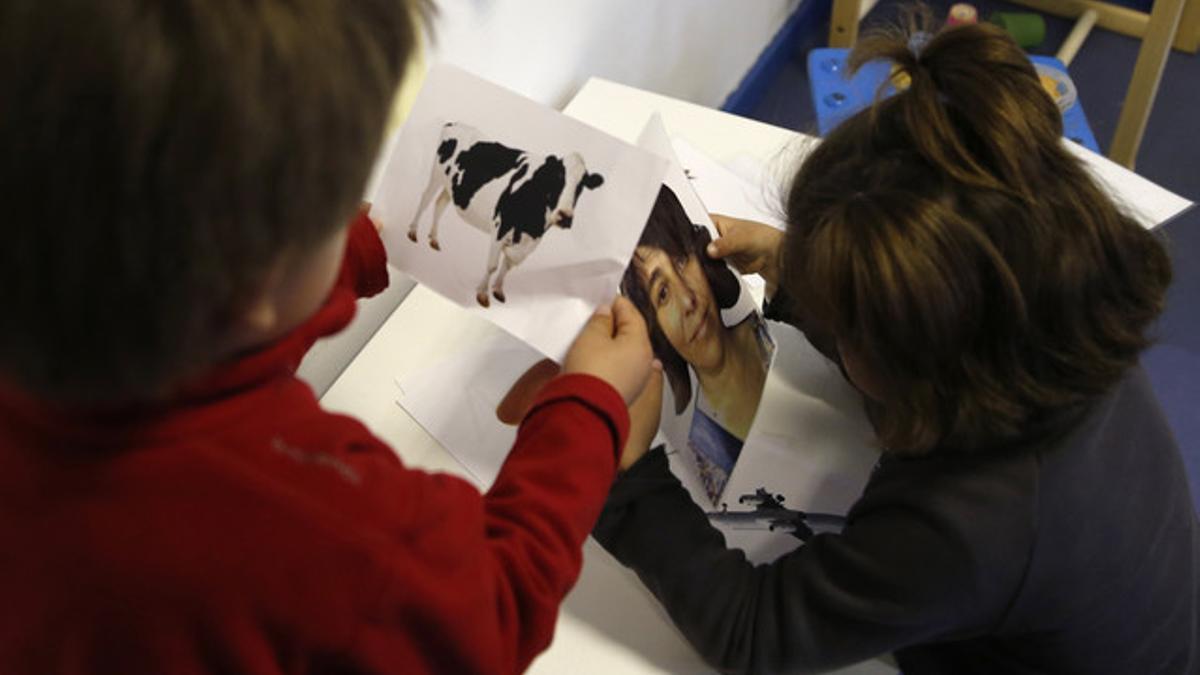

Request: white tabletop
left=318, top=76, right=1189, bottom=674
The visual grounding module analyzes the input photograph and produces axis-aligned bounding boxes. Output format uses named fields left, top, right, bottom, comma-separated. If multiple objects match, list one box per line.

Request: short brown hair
left=0, top=1, right=424, bottom=404
left=782, top=13, right=1172, bottom=453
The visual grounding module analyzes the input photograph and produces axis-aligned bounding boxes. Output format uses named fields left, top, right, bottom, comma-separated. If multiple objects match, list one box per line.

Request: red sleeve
left=337, top=208, right=389, bottom=299
left=349, top=374, right=630, bottom=674
left=480, top=373, right=629, bottom=670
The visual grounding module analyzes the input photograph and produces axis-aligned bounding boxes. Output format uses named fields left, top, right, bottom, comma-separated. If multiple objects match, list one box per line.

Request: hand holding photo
left=370, top=64, right=667, bottom=361
left=629, top=116, right=775, bottom=505
left=623, top=186, right=774, bottom=504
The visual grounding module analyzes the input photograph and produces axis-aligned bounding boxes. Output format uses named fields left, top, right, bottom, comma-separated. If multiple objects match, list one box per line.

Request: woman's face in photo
left=635, top=245, right=724, bottom=371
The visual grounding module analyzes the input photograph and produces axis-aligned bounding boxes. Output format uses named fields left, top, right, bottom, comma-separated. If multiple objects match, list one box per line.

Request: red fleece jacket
left=0, top=212, right=629, bottom=674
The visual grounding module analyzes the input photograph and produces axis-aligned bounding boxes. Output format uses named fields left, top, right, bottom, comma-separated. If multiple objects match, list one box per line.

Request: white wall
left=424, top=0, right=799, bottom=108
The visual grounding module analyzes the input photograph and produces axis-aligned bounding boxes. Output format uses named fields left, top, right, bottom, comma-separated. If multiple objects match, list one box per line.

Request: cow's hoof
left=429, top=239, right=441, bottom=251
left=492, top=290, right=506, bottom=303
left=406, top=231, right=417, bottom=243
left=476, top=292, right=490, bottom=308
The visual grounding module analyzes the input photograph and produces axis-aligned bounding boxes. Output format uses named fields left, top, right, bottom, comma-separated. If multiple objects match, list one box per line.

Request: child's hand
left=496, top=358, right=561, bottom=425
left=563, top=296, right=655, bottom=404
left=620, top=367, right=663, bottom=471
left=707, top=214, right=785, bottom=290
left=361, top=201, right=384, bottom=232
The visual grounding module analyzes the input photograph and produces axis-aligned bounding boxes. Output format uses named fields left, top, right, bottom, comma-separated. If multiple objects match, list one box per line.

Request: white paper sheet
left=671, top=137, right=788, bottom=232
left=633, top=128, right=879, bottom=563
left=629, top=115, right=775, bottom=507
left=370, top=64, right=668, bottom=361
left=1062, top=142, right=1192, bottom=229
left=393, top=126, right=880, bottom=564
left=392, top=294, right=542, bottom=490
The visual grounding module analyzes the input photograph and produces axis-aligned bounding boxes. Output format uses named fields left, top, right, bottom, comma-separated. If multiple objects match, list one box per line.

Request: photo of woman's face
left=620, top=183, right=774, bottom=505
left=633, top=246, right=725, bottom=372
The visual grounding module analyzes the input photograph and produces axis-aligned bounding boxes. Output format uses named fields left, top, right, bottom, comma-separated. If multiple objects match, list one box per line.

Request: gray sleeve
left=593, top=448, right=1024, bottom=674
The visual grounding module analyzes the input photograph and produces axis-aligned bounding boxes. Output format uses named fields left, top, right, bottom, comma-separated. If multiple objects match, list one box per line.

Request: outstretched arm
left=349, top=300, right=657, bottom=673
left=593, top=447, right=1026, bottom=673
left=345, top=373, right=628, bottom=674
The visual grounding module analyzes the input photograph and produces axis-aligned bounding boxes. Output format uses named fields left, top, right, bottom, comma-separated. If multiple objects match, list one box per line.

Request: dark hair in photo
left=0, top=0, right=428, bottom=404
left=781, top=11, right=1172, bottom=453
left=622, top=185, right=742, bottom=414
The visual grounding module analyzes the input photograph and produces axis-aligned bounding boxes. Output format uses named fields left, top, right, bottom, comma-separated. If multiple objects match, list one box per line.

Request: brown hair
left=622, top=186, right=741, bottom=414
left=782, top=12, right=1172, bottom=453
left=0, top=0, right=427, bottom=404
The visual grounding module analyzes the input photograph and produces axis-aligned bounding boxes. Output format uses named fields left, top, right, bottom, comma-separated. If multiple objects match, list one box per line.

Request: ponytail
left=849, top=10, right=1063, bottom=199
left=781, top=7, right=1171, bottom=454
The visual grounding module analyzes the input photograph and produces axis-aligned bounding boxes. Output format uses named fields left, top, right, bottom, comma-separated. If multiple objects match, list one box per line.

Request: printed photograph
left=370, top=64, right=667, bottom=361
left=622, top=184, right=774, bottom=504
left=406, top=122, right=606, bottom=308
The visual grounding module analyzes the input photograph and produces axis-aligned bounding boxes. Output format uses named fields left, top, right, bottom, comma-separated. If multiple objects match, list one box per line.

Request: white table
left=317, top=77, right=1189, bottom=674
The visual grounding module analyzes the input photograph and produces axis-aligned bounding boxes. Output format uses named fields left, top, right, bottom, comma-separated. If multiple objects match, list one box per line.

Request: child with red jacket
left=0, top=2, right=656, bottom=673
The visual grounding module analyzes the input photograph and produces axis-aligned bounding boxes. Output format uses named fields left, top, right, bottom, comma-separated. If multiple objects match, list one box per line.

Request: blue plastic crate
left=806, top=48, right=1100, bottom=153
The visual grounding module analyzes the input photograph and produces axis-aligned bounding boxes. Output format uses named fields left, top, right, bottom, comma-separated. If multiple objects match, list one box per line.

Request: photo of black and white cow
left=407, top=122, right=605, bottom=307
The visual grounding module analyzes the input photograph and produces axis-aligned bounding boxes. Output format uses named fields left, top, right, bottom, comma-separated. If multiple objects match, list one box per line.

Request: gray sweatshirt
left=594, top=302, right=1199, bottom=674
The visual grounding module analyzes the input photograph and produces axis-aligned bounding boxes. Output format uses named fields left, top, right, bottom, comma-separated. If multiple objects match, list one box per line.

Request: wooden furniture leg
left=830, top=0, right=864, bottom=47
left=1108, top=0, right=1188, bottom=168
left=1174, top=0, right=1200, bottom=55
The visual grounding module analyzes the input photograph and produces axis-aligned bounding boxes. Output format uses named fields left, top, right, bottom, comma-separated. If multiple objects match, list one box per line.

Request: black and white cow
left=408, top=122, right=605, bottom=307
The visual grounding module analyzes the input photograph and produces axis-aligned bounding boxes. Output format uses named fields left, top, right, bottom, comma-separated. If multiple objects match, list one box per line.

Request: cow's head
left=550, top=153, right=604, bottom=230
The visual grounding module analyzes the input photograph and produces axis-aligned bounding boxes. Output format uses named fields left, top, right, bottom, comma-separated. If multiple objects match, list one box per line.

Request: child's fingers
left=710, top=213, right=734, bottom=237
left=580, top=302, right=615, bottom=340
left=706, top=215, right=749, bottom=260
left=707, top=228, right=747, bottom=261
left=563, top=299, right=652, bottom=403
left=357, top=201, right=385, bottom=232
left=639, top=367, right=663, bottom=411
left=619, top=368, right=664, bottom=471
left=610, top=296, right=648, bottom=343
